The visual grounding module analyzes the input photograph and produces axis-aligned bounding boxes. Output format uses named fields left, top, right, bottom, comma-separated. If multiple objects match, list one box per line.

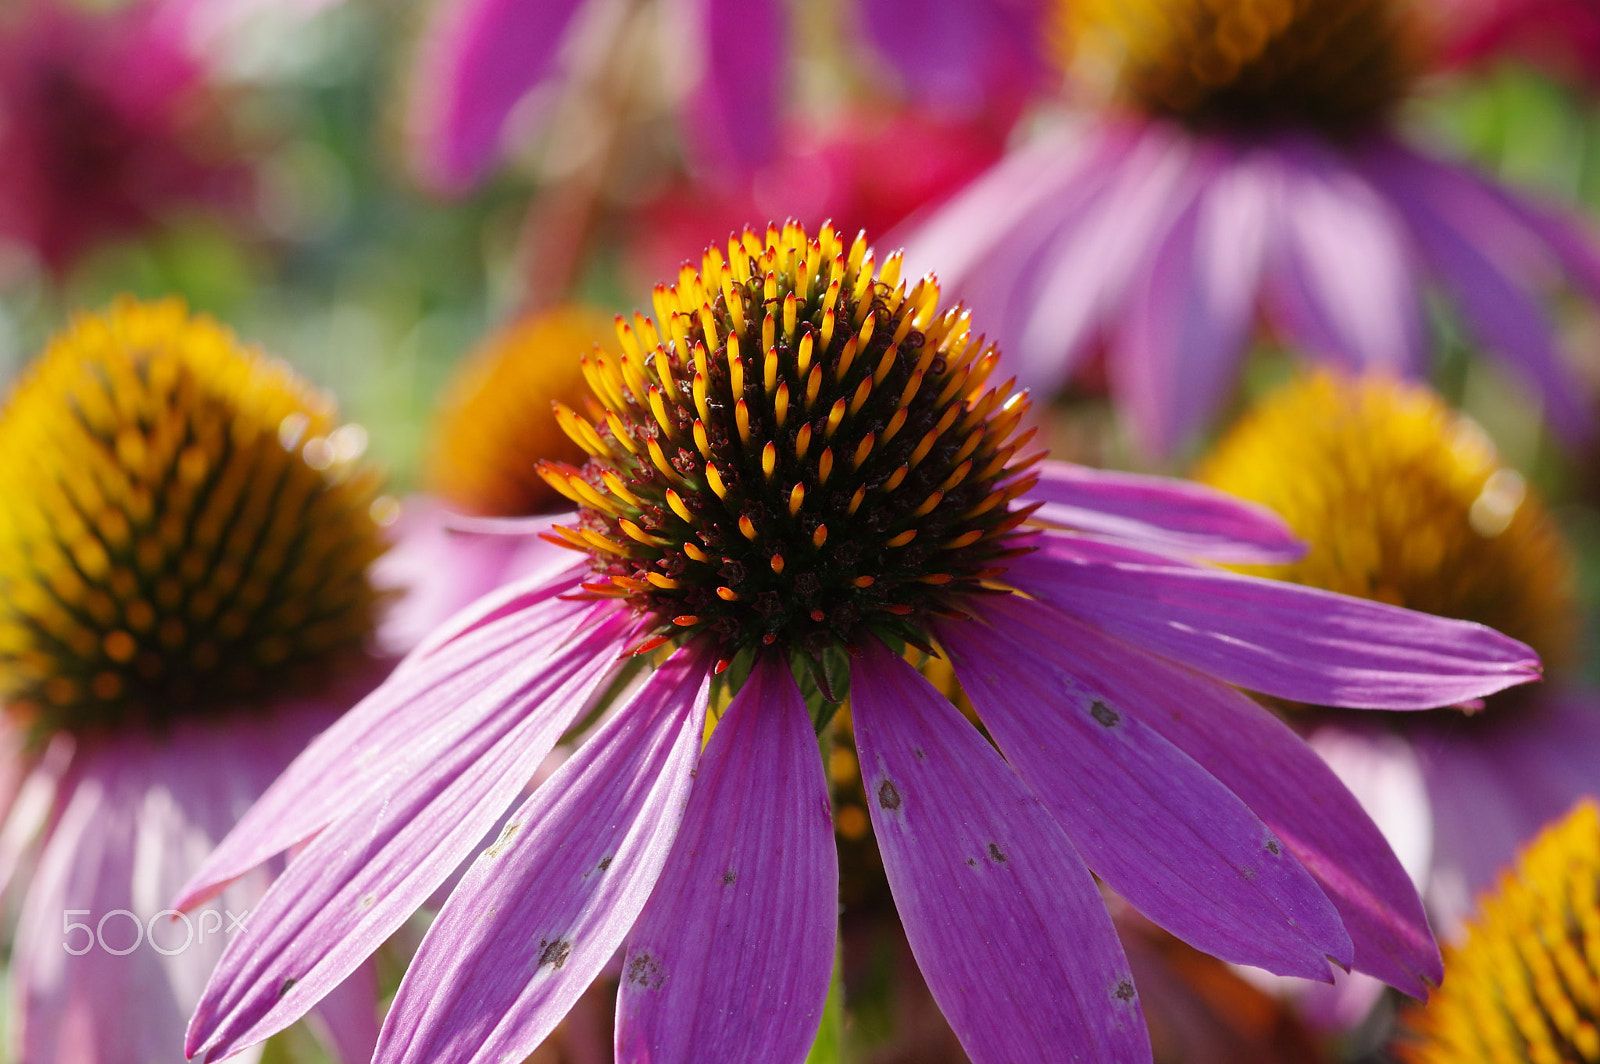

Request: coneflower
left=186, top=224, right=1537, bottom=1064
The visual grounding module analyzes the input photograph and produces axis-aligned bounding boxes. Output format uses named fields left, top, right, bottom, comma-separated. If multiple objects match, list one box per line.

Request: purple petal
left=856, top=0, right=1046, bottom=109
left=615, top=654, right=836, bottom=1064
left=1414, top=691, right=1600, bottom=928
left=372, top=643, right=713, bottom=1064
left=897, top=121, right=1142, bottom=396
left=1016, top=120, right=1201, bottom=391
left=186, top=612, right=632, bottom=1062
left=407, top=0, right=589, bottom=194
left=1361, top=139, right=1595, bottom=441
left=175, top=586, right=600, bottom=911
left=938, top=617, right=1350, bottom=980
left=849, top=639, right=1151, bottom=1064
left=371, top=496, right=565, bottom=657
left=1028, top=460, right=1302, bottom=564
left=1009, top=530, right=1541, bottom=709
left=1114, top=149, right=1270, bottom=456
left=1262, top=137, right=1424, bottom=375
left=0, top=731, right=74, bottom=901
left=978, top=593, right=1441, bottom=994
left=14, top=718, right=296, bottom=1064
left=675, top=0, right=783, bottom=172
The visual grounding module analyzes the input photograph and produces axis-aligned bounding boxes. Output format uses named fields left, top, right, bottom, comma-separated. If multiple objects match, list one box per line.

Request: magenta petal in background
left=1027, top=461, right=1302, bottom=565
left=408, top=0, right=589, bottom=194
left=374, top=644, right=712, bottom=1064
left=1010, top=530, right=1541, bottom=709
left=615, top=654, right=836, bottom=1064
left=1264, top=141, right=1423, bottom=376
left=982, top=595, right=1441, bottom=994
left=940, top=619, right=1351, bottom=981
left=1362, top=141, right=1596, bottom=441
left=675, top=0, right=783, bottom=172
left=1115, top=153, right=1269, bottom=456
left=849, top=639, right=1151, bottom=1064
left=186, top=613, right=630, bottom=1062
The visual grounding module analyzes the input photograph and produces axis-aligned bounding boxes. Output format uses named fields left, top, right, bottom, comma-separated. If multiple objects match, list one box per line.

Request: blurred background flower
left=0, top=0, right=250, bottom=277
left=0, top=298, right=389, bottom=1064
left=903, top=0, right=1600, bottom=456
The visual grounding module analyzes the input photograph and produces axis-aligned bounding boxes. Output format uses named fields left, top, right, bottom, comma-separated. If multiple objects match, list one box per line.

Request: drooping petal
left=1263, top=137, right=1423, bottom=376
left=0, top=731, right=74, bottom=901
left=1009, top=531, right=1540, bottom=709
left=674, top=0, right=783, bottom=172
left=1361, top=140, right=1595, bottom=441
left=186, top=613, right=632, bottom=1062
left=1414, top=692, right=1600, bottom=930
left=614, top=654, right=836, bottom=1064
left=1027, top=461, right=1301, bottom=564
left=14, top=725, right=282, bottom=1064
left=1114, top=148, right=1270, bottom=457
left=407, top=0, right=589, bottom=194
left=899, top=121, right=1141, bottom=395
left=175, top=585, right=599, bottom=911
left=939, top=618, right=1351, bottom=980
left=849, top=639, right=1151, bottom=1064
left=980, top=594, right=1441, bottom=994
left=372, top=644, right=712, bottom=1064
left=1016, top=120, right=1201, bottom=390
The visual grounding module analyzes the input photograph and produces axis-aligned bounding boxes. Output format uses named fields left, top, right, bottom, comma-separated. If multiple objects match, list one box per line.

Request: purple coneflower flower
left=0, top=0, right=247, bottom=275
left=185, top=224, right=1538, bottom=1064
left=1196, top=370, right=1600, bottom=1020
left=903, top=0, right=1600, bottom=455
left=0, top=299, right=392, bottom=1063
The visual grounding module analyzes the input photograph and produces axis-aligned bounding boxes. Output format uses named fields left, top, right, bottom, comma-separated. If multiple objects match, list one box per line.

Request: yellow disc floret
left=0, top=298, right=388, bottom=737
left=1065, top=0, right=1428, bottom=136
left=1196, top=372, right=1576, bottom=676
left=427, top=307, right=620, bottom=517
left=538, top=222, right=1041, bottom=661
left=1399, top=800, right=1600, bottom=1064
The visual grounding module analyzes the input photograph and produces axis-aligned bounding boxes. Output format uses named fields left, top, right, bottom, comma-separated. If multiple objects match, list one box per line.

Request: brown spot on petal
left=722, top=870, right=737, bottom=886
left=598, top=855, right=614, bottom=871
left=277, top=977, right=298, bottom=998
left=537, top=938, right=572, bottom=970
left=988, top=842, right=1007, bottom=863
left=877, top=779, right=902, bottom=810
left=1265, top=839, right=1281, bottom=856
left=626, top=951, right=666, bottom=989
left=1090, top=700, right=1120, bottom=727
left=485, top=821, right=521, bottom=859
left=1114, top=979, right=1136, bottom=1003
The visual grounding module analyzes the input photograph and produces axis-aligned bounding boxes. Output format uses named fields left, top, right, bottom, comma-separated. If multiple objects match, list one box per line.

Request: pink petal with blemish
left=174, top=585, right=600, bottom=912
left=615, top=654, right=836, bottom=1064
left=981, top=594, right=1441, bottom=995
left=373, top=643, right=713, bottom=1064
left=186, top=612, right=632, bottom=1062
left=940, top=617, right=1351, bottom=981
left=849, top=639, right=1152, bottom=1064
